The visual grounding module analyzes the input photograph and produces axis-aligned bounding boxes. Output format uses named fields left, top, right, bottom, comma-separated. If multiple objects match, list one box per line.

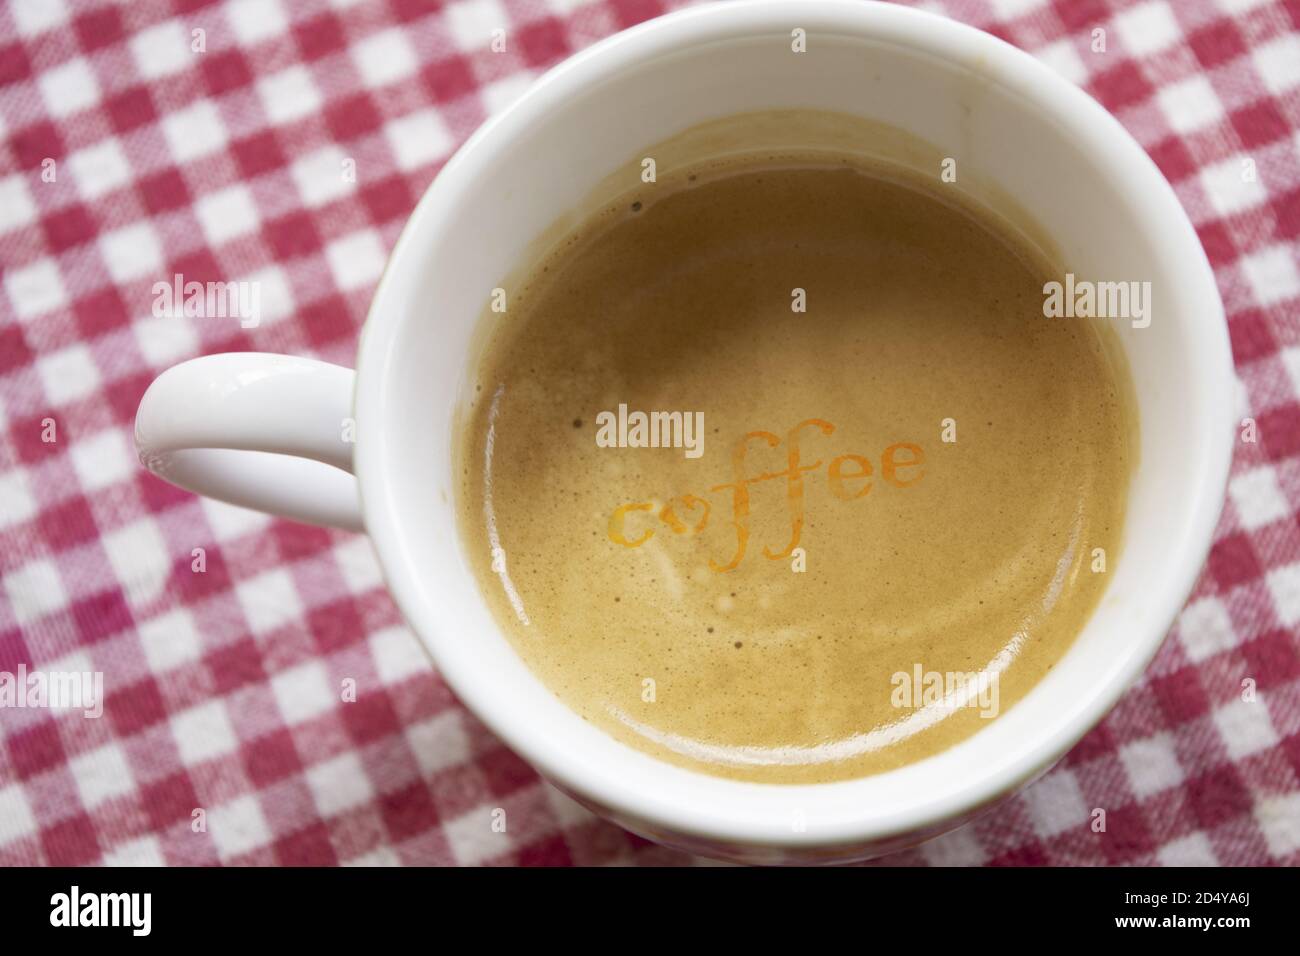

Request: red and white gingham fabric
left=0, top=0, right=1297, bottom=867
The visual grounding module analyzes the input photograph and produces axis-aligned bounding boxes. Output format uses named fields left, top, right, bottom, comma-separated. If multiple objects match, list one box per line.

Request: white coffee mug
left=136, top=0, right=1234, bottom=864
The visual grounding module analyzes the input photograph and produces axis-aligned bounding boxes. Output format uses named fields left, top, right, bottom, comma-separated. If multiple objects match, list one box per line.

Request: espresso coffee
left=455, top=146, right=1135, bottom=784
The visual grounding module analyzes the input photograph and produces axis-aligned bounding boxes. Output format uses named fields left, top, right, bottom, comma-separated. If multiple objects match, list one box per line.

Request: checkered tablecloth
left=0, top=0, right=1297, bottom=867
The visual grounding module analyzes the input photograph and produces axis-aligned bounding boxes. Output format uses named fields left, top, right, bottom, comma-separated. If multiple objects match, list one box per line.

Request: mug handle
left=134, top=352, right=364, bottom=532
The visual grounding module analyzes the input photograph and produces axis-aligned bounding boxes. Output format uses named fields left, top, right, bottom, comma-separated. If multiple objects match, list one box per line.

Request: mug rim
left=352, top=0, right=1234, bottom=850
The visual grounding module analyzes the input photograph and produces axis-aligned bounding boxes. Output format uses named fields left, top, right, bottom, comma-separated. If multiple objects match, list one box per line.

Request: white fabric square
left=1240, top=245, right=1300, bottom=307
left=130, top=20, right=194, bottom=80
left=1021, top=769, right=1088, bottom=837
left=290, top=145, right=355, bottom=207
left=162, top=99, right=227, bottom=164
left=1200, top=155, right=1268, bottom=217
left=238, top=264, right=294, bottom=326
left=171, top=699, right=240, bottom=764
left=325, top=230, right=387, bottom=291
left=1214, top=697, right=1278, bottom=760
left=69, top=741, right=136, bottom=810
left=1253, top=33, right=1300, bottom=96
left=919, top=823, right=987, bottom=865
left=1157, top=832, right=1218, bottom=866
left=1267, top=561, right=1300, bottom=626
left=1254, top=792, right=1300, bottom=857
left=138, top=607, right=204, bottom=673
left=271, top=659, right=336, bottom=725
left=0, top=470, right=36, bottom=530
left=99, top=221, right=165, bottom=284
left=208, top=794, right=272, bottom=859
left=1283, top=345, right=1300, bottom=398
left=333, top=537, right=383, bottom=593
left=988, top=0, right=1048, bottom=16
left=444, top=806, right=512, bottom=865
left=0, top=175, right=37, bottom=235
left=1158, top=75, right=1224, bottom=134
left=1230, top=466, right=1290, bottom=531
left=384, top=108, right=454, bottom=172
left=257, top=66, right=322, bottom=125
left=200, top=498, right=271, bottom=542
left=226, top=0, right=288, bottom=46
left=195, top=183, right=259, bottom=246
left=134, top=311, right=201, bottom=367
left=1119, top=733, right=1184, bottom=797
left=407, top=712, right=470, bottom=777
left=36, top=344, right=100, bottom=405
left=102, top=518, right=170, bottom=605
left=352, top=27, right=419, bottom=88
left=370, top=626, right=432, bottom=685
left=1114, top=1, right=1181, bottom=57
left=0, top=785, right=37, bottom=846
left=444, top=0, right=510, bottom=49
left=68, top=139, right=132, bottom=201
left=306, top=752, right=375, bottom=817
left=103, top=835, right=166, bottom=866
left=235, top=567, right=304, bottom=635
left=343, top=846, right=400, bottom=866
left=1177, top=596, right=1237, bottom=662
left=12, top=0, right=70, bottom=37
left=38, top=58, right=100, bottom=118
left=3, top=559, right=66, bottom=625
left=5, top=258, right=68, bottom=320
left=70, top=427, right=134, bottom=492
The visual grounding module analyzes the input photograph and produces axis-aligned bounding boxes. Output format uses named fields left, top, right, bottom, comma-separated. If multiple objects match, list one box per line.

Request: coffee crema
left=455, top=147, right=1135, bottom=784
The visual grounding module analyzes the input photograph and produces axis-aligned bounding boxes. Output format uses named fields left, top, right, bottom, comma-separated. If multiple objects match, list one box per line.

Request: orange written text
left=607, top=418, right=924, bottom=572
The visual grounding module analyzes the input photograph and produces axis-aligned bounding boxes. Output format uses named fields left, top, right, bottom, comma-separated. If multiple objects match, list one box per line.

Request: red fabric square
left=201, top=48, right=254, bottom=96
left=273, top=821, right=339, bottom=865
left=71, top=589, right=133, bottom=644
left=293, top=14, right=348, bottom=63
left=9, top=121, right=64, bottom=170
left=104, top=86, right=157, bottom=135
left=73, top=7, right=127, bottom=54
left=137, top=167, right=193, bottom=215
left=324, top=91, right=384, bottom=142
left=139, top=771, right=201, bottom=831
left=231, top=130, right=287, bottom=179
left=379, top=781, right=439, bottom=841
left=307, top=598, right=365, bottom=655
left=107, top=678, right=169, bottom=736
left=1187, top=20, right=1248, bottom=69
left=72, top=285, right=131, bottom=341
left=1090, top=61, right=1154, bottom=111
left=8, top=720, right=66, bottom=780
left=243, top=729, right=302, bottom=787
left=205, top=638, right=268, bottom=696
left=41, top=204, right=98, bottom=254
left=1232, top=99, right=1290, bottom=149
left=41, top=814, right=103, bottom=866
left=38, top=496, right=99, bottom=551
left=262, top=210, right=323, bottom=260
